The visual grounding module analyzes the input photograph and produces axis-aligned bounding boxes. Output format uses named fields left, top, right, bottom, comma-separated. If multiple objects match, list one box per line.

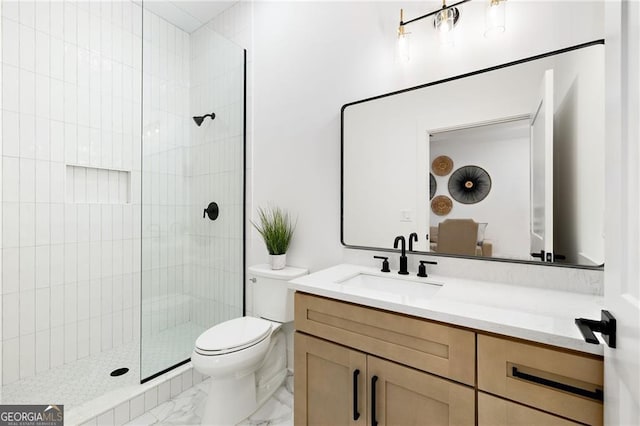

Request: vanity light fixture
left=397, top=0, right=469, bottom=44
left=396, top=0, right=506, bottom=55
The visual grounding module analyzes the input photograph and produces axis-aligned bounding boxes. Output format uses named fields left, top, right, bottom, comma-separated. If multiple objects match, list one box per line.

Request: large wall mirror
left=341, top=41, right=604, bottom=268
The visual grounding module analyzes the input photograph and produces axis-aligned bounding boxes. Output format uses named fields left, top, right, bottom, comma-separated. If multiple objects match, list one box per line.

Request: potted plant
left=252, top=206, right=296, bottom=270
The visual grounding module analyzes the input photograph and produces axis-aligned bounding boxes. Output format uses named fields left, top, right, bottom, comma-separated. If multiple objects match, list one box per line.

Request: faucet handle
left=373, top=256, right=390, bottom=273
left=417, top=260, right=437, bottom=277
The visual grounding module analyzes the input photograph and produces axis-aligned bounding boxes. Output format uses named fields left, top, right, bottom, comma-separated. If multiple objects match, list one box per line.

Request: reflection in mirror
left=342, top=41, right=604, bottom=268
left=429, top=119, right=529, bottom=260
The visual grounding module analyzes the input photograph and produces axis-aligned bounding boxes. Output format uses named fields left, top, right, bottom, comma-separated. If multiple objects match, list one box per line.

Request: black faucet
left=393, top=236, right=409, bottom=275
left=408, top=233, right=418, bottom=251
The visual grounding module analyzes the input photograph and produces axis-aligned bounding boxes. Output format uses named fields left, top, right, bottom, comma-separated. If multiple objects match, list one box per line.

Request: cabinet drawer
left=478, top=392, right=581, bottom=426
left=477, top=334, right=603, bottom=425
left=295, top=292, right=475, bottom=385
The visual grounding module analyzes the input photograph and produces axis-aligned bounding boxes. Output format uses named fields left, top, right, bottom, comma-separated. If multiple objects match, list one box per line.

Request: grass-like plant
left=252, top=206, right=296, bottom=255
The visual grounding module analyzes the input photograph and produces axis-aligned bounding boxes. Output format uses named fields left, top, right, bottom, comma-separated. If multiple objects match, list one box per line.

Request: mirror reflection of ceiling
left=136, top=1, right=238, bottom=33
left=342, top=42, right=604, bottom=269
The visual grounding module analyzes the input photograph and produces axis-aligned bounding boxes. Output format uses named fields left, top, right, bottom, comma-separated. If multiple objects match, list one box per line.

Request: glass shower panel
left=140, top=11, right=245, bottom=381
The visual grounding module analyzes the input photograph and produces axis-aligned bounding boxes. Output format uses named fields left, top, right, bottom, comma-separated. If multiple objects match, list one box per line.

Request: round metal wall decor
left=448, top=165, right=492, bottom=204
left=432, top=155, right=454, bottom=176
left=431, top=195, right=453, bottom=216
left=429, top=173, right=437, bottom=200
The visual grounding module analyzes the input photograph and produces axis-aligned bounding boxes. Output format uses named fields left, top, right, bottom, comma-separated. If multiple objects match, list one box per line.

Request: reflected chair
left=436, top=219, right=480, bottom=256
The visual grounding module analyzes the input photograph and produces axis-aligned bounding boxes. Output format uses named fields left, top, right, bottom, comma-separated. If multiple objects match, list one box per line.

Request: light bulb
left=396, top=26, right=411, bottom=63
left=485, top=0, right=506, bottom=38
left=434, top=7, right=458, bottom=46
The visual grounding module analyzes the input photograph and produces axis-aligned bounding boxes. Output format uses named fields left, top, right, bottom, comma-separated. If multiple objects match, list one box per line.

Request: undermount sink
left=337, top=273, right=443, bottom=298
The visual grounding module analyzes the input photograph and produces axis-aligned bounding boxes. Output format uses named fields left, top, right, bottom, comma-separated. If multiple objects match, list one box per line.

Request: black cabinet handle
left=371, top=375, right=378, bottom=426
left=512, top=367, right=603, bottom=401
left=353, top=369, right=360, bottom=421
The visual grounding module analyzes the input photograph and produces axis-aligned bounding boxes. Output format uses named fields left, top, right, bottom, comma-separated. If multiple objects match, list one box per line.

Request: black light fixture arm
left=400, top=0, right=472, bottom=27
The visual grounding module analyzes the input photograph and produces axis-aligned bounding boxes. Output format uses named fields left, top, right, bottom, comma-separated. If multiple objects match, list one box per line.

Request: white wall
left=1, top=0, right=144, bottom=384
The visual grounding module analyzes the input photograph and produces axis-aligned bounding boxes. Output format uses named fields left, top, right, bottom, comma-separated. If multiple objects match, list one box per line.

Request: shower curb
left=66, top=362, right=201, bottom=426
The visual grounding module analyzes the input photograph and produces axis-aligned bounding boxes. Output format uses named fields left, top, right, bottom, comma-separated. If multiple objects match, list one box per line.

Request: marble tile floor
left=126, top=374, right=294, bottom=426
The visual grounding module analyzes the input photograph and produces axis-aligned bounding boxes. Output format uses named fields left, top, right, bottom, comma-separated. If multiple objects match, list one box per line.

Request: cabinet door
left=478, top=392, right=581, bottom=426
left=368, top=356, right=475, bottom=426
left=294, top=332, right=367, bottom=426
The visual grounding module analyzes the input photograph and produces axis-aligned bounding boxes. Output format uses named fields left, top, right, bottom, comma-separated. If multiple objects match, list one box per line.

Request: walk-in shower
left=0, top=0, right=246, bottom=417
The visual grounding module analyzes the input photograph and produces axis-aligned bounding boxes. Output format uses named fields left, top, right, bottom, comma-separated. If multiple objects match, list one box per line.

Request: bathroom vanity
left=289, top=264, right=604, bottom=426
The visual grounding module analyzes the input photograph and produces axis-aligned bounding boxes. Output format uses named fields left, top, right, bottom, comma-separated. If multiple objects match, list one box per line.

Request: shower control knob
left=203, top=202, right=219, bottom=221
left=249, top=278, right=257, bottom=283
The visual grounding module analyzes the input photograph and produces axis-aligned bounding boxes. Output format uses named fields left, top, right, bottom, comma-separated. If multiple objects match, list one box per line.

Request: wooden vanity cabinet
left=294, top=293, right=476, bottom=426
left=294, top=292, right=604, bottom=426
left=295, top=333, right=475, bottom=426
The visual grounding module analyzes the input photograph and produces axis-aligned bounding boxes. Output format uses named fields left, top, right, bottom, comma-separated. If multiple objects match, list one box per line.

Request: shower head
left=193, top=113, right=216, bottom=127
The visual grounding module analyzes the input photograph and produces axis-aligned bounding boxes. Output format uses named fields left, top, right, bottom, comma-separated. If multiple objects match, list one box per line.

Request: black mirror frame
left=340, top=40, right=605, bottom=271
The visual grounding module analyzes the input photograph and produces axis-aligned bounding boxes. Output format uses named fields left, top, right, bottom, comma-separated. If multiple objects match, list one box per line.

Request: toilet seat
left=194, top=317, right=272, bottom=356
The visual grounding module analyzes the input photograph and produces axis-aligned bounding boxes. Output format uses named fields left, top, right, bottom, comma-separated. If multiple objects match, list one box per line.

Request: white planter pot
left=270, top=254, right=286, bottom=270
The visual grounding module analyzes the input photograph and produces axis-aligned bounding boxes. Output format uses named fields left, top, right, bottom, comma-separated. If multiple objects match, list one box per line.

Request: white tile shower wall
left=140, top=10, right=192, bottom=341
left=188, top=24, right=245, bottom=329
left=1, top=0, right=143, bottom=384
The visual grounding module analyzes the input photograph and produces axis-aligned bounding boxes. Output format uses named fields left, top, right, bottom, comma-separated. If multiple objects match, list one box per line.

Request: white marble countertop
left=288, top=264, right=605, bottom=356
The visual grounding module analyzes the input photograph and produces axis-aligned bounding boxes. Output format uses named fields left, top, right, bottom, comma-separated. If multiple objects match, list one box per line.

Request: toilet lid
left=195, top=317, right=272, bottom=354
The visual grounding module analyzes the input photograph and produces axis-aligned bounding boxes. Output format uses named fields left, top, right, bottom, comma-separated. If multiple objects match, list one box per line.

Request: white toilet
left=191, top=264, right=308, bottom=425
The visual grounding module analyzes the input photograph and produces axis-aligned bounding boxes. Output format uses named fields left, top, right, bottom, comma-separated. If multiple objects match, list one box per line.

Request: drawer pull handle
left=371, top=375, right=378, bottom=426
left=353, top=369, right=360, bottom=421
left=512, top=367, right=603, bottom=401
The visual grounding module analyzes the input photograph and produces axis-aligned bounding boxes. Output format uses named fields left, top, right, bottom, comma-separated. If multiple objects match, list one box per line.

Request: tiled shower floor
left=0, top=322, right=204, bottom=409
left=0, top=340, right=140, bottom=407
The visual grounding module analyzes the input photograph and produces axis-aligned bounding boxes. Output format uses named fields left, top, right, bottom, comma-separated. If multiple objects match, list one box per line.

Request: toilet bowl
left=191, top=317, right=286, bottom=425
left=192, top=264, right=308, bottom=425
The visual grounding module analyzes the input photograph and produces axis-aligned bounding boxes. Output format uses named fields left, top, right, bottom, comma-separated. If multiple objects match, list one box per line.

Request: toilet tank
left=248, top=264, right=308, bottom=322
